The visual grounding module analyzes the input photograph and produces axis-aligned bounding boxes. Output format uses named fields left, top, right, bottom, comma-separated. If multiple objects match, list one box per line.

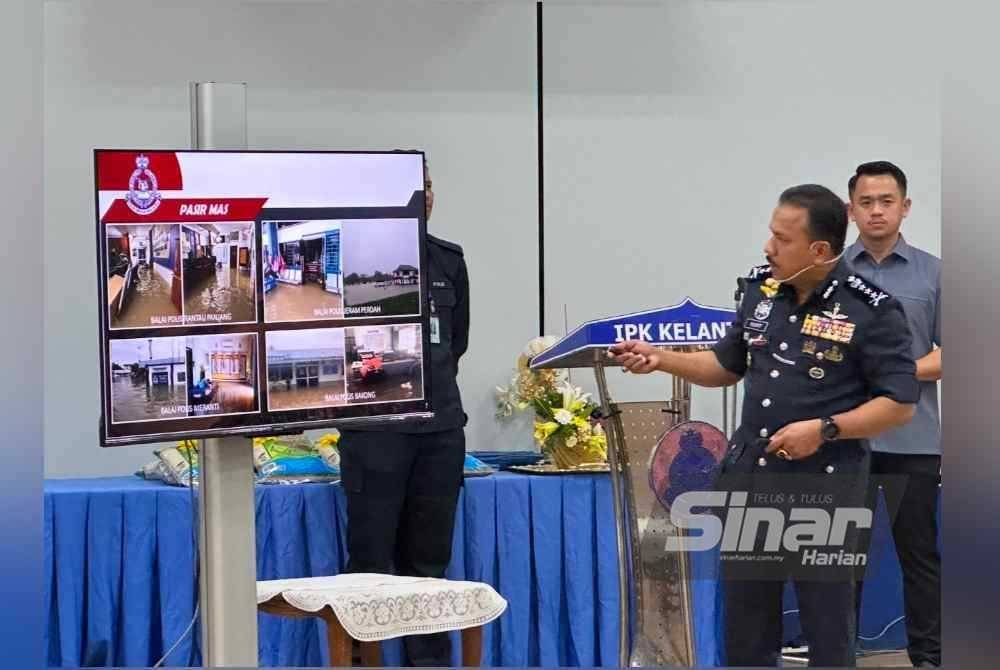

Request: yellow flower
left=533, top=420, right=560, bottom=446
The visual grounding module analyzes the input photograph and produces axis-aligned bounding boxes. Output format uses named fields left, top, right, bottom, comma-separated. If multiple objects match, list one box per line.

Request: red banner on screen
left=97, top=151, right=184, bottom=191
left=101, top=198, right=269, bottom=223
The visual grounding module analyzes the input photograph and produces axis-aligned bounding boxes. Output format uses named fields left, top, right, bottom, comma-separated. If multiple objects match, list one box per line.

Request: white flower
left=565, top=436, right=578, bottom=448
left=560, top=385, right=576, bottom=410
left=592, top=423, right=605, bottom=436
left=523, top=335, right=560, bottom=359
left=554, top=409, right=573, bottom=425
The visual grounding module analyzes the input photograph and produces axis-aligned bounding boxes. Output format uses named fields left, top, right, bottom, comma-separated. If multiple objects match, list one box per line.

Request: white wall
left=543, top=1, right=942, bottom=427
left=44, top=0, right=538, bottom=477
left=45, top=0, right=944, bottom=477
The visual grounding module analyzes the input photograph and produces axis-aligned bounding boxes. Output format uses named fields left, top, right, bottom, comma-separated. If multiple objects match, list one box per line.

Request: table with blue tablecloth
left=44, top=473, right=918, bottom=667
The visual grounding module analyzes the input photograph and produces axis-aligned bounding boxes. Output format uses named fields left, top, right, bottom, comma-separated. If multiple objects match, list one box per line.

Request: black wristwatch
left=820, top=416, right=840, bottom=442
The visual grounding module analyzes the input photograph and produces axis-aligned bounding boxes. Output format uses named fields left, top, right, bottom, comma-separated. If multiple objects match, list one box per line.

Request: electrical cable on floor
left=151, top=445, right=201, bottom=668
left=858, top=615, right=906, bottom=642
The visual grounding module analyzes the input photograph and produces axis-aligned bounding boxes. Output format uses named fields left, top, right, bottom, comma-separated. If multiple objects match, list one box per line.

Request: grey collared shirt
left=846, top=235, right=941, bottom=455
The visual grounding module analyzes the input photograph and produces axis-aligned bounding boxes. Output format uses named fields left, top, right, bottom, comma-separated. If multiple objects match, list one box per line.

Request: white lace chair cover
left=257, top=573, right=507, bottom=642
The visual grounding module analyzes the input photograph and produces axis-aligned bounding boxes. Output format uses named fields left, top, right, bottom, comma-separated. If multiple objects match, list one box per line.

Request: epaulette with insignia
left=427, top=234, right=463, bottom=255
left=745, top=263, right=772, bottom=282
left=845, top=273, right=892, bottom=307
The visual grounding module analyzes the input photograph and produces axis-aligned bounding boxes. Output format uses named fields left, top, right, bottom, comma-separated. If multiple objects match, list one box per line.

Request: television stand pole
left=191, top=82, right=259, bottom=668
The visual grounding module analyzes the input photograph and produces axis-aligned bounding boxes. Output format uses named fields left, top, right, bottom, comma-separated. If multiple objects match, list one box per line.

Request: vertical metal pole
left=731, top=381, right=739, bottom=439
left=191, top=81, right=258, bottom=668
left=673, top=527, right=697, bottom=665
left=593, top=354, right=630, bottom=668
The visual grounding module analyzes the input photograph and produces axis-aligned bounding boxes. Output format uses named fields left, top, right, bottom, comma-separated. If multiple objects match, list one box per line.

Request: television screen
left=95, top=150, right=432, bottom=446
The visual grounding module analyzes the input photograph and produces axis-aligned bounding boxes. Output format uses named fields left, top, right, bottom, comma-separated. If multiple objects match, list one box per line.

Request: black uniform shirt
left=713, top=258, right=919, bottom=445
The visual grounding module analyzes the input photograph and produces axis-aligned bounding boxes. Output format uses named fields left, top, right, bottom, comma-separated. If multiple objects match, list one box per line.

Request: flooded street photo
left=341, top=219, right=421, bottom=316
left=110, top=374, right=185, bottom=423
left=265, top=328, right=347, bottom=411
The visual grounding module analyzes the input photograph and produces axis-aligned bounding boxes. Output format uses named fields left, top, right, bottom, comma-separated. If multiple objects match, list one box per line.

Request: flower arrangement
left=496, top=336, right=608, bottom=469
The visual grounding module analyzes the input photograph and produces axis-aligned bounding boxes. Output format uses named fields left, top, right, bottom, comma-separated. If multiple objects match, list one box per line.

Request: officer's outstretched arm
left=655, top=349, right=742, bottom=388
left=607, top=343, right=741, bottom=388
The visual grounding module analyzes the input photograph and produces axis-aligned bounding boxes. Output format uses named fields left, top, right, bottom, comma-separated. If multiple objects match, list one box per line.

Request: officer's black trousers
left=723, top=575, right=858, bottom=667
left=718, top=438, right=869, bottom=667
left=855, top=453, right=941, bottom=667
left=339, top=429, right=466, bottom=667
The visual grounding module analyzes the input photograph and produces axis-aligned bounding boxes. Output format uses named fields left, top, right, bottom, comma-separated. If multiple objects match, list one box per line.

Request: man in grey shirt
left=847, top=161, right=941, bottom=667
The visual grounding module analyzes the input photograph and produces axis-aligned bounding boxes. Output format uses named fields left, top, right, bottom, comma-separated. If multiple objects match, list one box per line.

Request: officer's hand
left=606, top=340, right=661, bottom=374
left=765, top=419, right=823, bottom=460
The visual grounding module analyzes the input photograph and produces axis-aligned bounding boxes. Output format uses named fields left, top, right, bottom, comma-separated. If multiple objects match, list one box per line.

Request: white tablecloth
left=257, top=573, right=508, bottom=642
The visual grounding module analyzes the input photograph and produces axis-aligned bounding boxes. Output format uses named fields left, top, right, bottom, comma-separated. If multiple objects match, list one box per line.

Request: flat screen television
left=95, top=149, right=433, bottom=446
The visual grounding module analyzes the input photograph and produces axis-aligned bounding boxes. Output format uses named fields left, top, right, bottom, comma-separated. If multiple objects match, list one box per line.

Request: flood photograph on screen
left=341, top=219, right=421, bottom=318
left=181, top=222, right=257, bottom=324
left=262, top=220, right=343, bottom=322
left=108, top=333, right=259, bottom=423
left=343, top=324, right=423, bottom=404
left=106, top=224, right=183, bottom=329
left=265, top=328, right=348, bottom=411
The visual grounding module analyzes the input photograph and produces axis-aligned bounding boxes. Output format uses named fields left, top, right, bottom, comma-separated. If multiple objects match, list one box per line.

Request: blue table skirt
left=44, top=474, right=918, bottom=667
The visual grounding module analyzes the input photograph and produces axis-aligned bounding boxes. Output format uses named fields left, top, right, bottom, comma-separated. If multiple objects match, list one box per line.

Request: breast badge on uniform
left=808, top=366, right=826, bottom=380
left=753, top=299, right=774, bottom=321
left=822, top=345, right=845, bottom=363
left=821, top=303, right=850, bottom=320
left=801, top=313, right=856, bottom=344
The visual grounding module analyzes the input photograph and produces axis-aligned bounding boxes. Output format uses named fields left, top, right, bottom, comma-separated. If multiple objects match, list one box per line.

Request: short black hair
left=778, top=184, right=848, bottom=255
left=848, top=160, right=907, bottom=198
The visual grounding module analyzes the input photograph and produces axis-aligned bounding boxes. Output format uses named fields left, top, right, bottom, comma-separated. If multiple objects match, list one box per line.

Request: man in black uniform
left=608, top=184, right=919, bottom=667
left=338, top=158, right=470, bottom=667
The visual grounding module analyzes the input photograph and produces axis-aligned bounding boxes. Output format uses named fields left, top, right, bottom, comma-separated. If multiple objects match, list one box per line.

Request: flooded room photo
left=343, top=324, right=423, bottom=405
left=265, top=328, right=348, bottom=411
left=181, top=223, right=257, bottom=325
left=262, top=220, right=343, bottom=322
left=341, top=219, right=421, bottom=318
left=185, top=333, right=259, bottom=417
left=106, top=224, right=183, bottom=329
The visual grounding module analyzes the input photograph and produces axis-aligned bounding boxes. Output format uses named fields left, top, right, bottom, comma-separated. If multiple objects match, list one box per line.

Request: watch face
left=823, top=419, right=838, bottom=440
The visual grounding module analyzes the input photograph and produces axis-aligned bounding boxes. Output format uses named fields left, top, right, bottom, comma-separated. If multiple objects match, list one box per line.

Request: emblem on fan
left=649, top=421, right=728, bottom=512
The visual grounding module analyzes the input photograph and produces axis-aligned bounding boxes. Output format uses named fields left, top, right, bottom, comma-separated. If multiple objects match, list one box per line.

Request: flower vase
left=548, top=435, right=607, bottom=470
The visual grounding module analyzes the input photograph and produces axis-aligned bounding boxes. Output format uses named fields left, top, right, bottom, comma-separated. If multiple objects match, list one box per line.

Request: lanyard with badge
left=429, top=253, right=442, bottom=345
left=429, top=294, right=440, bottom=344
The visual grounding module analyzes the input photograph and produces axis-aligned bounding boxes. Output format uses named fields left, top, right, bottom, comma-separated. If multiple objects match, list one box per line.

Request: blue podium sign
left=530, top=298, right=737, bottom=370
